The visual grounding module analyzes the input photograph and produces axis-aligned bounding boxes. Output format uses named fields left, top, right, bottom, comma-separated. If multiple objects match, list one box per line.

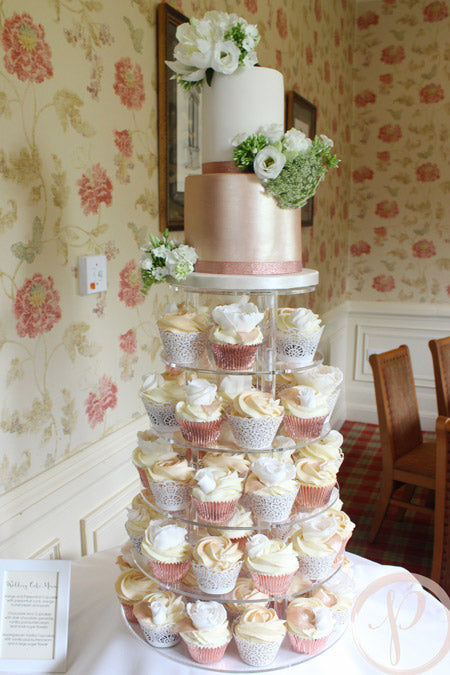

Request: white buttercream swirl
left=114, top=569, right=158, bottom=603
left=245, top=534, right=299, bottom=575
left=231, top=391, right=283, bottom=419
left=219, top=375, right=254, bottom=401
left=234, top=606, right=286, bottom=644
left=148, top=457, right=194, bottom=483
left=134, top=590, right=185, bottom=627
left=202, top=452, right=250, bottom=475
left=277, top=307, right=322, bottom=334
left=293, top=365, right=343, bottom=393
left=193, top=536, right=243, bottom=571
left=280, top=386, right=329, bottom=419
left=295, top=458, right=337, bottom=487
left=192, top=466, right=243, bottom=502
left=212, top=505, right=254, bottom=539
left=290, top=516, right=340, bottom=558
left=141, top=519, right=190, bottom=563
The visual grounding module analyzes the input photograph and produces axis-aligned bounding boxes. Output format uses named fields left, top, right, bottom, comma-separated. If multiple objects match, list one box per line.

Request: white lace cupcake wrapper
left=250, top=491, right=297, bottom=523
left=149, top=480, right=191, bottom=512
left=234, top=634, right=283, bottom=666
left=142, top=399, right=179, bottom=433
left=160, top=330, right=208, bottom=366
left=191, top=561, right=243, bottom=595
left=276, top=327, right=323, bottom=366
left=296, top=552, right=336, bottom=582
left=227, top=415, right=283, bottom=450
left=139, top=621, right=180, bottom=648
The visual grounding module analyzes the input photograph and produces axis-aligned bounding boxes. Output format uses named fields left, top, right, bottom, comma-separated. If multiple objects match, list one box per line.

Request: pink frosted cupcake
left=209, top=299, right=264, bottom=371
left=280, top=386, right=329, bottom=440
left=227, top=391, right=284, bottom=449
left=175, top=379, right=223, bottom=446
left=286, top=596, right=335, bottom=654
left=245, top=534, right=299, bottom=595
left=191, top=466, right=243, bottom=523
left=157, top=304, right=210, bottom=366
left=141, top=519, right=191, bottom=583
left=179, top=600, right=231, bottom=663
left=295, top=458, right=336, bottom=510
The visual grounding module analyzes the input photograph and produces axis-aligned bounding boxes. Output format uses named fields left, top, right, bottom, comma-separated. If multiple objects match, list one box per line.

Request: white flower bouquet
left=166, top=11, right=260, bottom=90
left=232, top=126, right=340, bottom=210
left=140, top=229, right=197, bottom=293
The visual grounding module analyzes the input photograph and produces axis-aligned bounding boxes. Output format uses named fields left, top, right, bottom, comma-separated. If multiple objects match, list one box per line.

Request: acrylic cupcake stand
left=123, top=270, right=349, bottom=672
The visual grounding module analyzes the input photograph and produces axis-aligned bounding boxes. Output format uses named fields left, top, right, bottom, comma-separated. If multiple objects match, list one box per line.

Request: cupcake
left=295, top=430, right=344, bottom=473
left=179, top=600, right=231, bottom=664
left=245, top=457, right=299, bottom=523
left=280, top=386, right=329, bottom=440
left=157, top=304, right=210, bottom=366
left=210, top=505, right=254, bottom=548
left=209, top=298, right=264, bottom=370
left=276, top=307, right=323, bottom=365
left=224, top=577, right=269, bottom=619
left=227, top=391, right=284, bottom=449
left=191, top=466, right=243, bottom=523
left=247, top=435, right=296, bottom=464
left=140, top=371, right=186, bottom=433
left=124, top=499, right=154, bottom=553
left=234, top=606, right=286, bottom=666
left=292, top=365, right=343, bottom=422
left=290, top=515, right=341, bottom=581
left=132, top=431, right=178, bottom=488
left=286, top=596, right=335, bottom=654
left=141, top=519, right=191, bottom=583
left=295, top=457, right=336, bottom=509
left=192, top=536, right=243, bottom=595
left=218, top=374, right=255, bottom=412
left=245, top=534, right=299, bottom=595
left=323, top=505, right=355, bottom=562
left=175, top=379, right=223, bottom=446
left=116, top=540, right=138, bottom=571
left=114, top=568, right=159, bottom=623
left=312, top=569, right=355, bottom=625
left=134, top=590, right=186, bottom=648
left=201, top=451, right=250, bottom=476
left=147, top=457, right=194, bottom=512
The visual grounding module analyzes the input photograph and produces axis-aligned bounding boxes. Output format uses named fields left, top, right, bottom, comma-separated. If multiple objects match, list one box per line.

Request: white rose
left=301, top=515, right=337, bottom=543
left=212, top=300, right=264, bottom=332
left=313, top=606, right=334, bottom=633
left=184, top=379, right=217, bottom=406
left=283, top=128, right=312, bottom=153
left=150, top=600, right=168, bottom=626
left=320, top=134, right=334, bottom=147
left=194, top=468, right=217, bottom=494
left=152, top=267, right=168, bottom=281
left=257, top=124, right=284, bottom=144
left=211, top=39, right=240, bottom=75
left=232, top=132, right=250, bottom=147
left=246, top=533, right=270, bottom=558
left=148, top=520, right=188, bottom=550
left=242, top=51, right=258, bottom=67
left=253, top=146, right=286, bottom=181
left=187, top=600, right=227, bottom=630
left=140, top=256, right=153, bottom=271
left=295, top=385, right=318, bottom=408
left=250, top=457, right=295, bottom=487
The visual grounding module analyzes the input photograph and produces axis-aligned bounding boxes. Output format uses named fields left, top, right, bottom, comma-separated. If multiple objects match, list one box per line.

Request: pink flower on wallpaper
left=416, top=163, right=440, bottom=182
left=339, top=75, right=344, bottom=95
left=377, top=151, right=390, bottom=162
left=379, top=73, right=393, bottom=85
left=419, top=83, right=444, bottom=103
left=244, top=0, right=258, bottom=13
left=381, top=45, right=405, bottom=65
left=119, top=328, right=137, bottom=354
left=378, top=124, right=402, bottom=143
left=375, top=201, right=399, bottom=218
left=77, top=163, right=113, bottom=216
left=353, top=166, right=374, bottom=183
left=276, top=49, right=282, bottom=67
left=345, top=125, right=351, bottom=143
left=14, top=273, right=61, bottom=339
left=412, top=240, right=436, bottom=258
left=1, top=13, right=53, bottom=83
left=423, top=1, right=448, bottom=21
left=348, top=45, right=353, bottom=65
left=354, top=90, right=376, bottom=107
left=305, top=45, right=313, bottom=65
left=324, top=61, right=330, bottom=83
left=357, top=10, right=379, bottom=29
left=374, top=226, right=387, bottom=238
left=334, top=239, right=340, bottom=257
left=276, top=9, right=287, bottom=38
left=446, top=285, right=450, bottom=298
left=119, top=259, right=145, bottom=307
left=114, top=129, right=133, bottom=157
left=113, top=57, right=145, bottom=110
left=315, top=0, right=322, bottom=22
left=104, top=240, right=119, bottom=261
left=330, top=203, right=336, bottom=219
left=85, top=375, right=118, bottom=429
left=372, top=275, right=395, bottom=292
left=334, top=30, right=340, bottom=47
left=320, top=242, right=326, bottom=263
left=350, top=240, right=371, bottom=257
left=343, top=202, right=349, bottom=219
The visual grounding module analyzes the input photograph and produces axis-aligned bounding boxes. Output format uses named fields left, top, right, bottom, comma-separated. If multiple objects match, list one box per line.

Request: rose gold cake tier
left=185, top=174, right=302, bottom=275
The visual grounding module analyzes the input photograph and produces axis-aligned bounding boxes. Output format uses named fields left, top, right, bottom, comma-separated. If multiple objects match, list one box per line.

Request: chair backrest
left=431, top=416, right=450, bottom=595
left=429, top=337, right=450, bottom=417
left=369, top=345, right=422, bottom=460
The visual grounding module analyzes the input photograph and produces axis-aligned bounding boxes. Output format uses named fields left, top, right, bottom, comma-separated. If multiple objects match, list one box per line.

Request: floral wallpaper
left=348, top=0, right=450, bottom=303
left=0, top=0, right=354, bottom=494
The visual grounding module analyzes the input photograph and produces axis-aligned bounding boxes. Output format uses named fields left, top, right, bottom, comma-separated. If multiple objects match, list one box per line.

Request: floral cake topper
left=166, top=11, right=260, bottom=89
left=232, top=126, right=340, bottom=210
left=140, top=229, right=197, bottom=293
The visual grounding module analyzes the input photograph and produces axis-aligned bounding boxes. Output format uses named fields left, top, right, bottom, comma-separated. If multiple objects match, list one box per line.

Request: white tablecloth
left=17, top=549, right=450, bottom=675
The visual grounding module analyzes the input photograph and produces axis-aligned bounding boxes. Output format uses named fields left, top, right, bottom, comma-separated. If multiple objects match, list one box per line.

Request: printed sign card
left=0, top=560, right=70, bottom=673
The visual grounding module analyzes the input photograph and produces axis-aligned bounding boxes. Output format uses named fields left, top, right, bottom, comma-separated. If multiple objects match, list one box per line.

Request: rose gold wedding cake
left=184, top=67, right=302, bottom=275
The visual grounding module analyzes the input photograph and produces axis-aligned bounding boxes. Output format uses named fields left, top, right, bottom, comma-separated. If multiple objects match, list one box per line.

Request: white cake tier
left=202, top=67, right=284, bottom=164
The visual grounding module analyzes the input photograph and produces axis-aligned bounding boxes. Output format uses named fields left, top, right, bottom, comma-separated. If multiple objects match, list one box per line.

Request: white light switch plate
left=78, top=255, right=107, bottom=294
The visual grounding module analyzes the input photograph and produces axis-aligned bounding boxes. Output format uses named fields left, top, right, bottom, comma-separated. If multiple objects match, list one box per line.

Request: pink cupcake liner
left=121, top=601, right=137, bottom=623
left=288, top=631, right=329, bottom=654
left=294, top=484, right=335, bottom=510
left=135, top=465, right=150, bottom=489
left=148, top=559, right=191, bottom=583
left=283, top=415, right=327, bottom=440
left=182, top=638, right=230, bottom=664
left=249, top=571, right=297, bottom=596
left=192, top=497, right=240, bottom=523
left=176, top=418, right=223, bottom=446
left=210, top=343, right=260, bottom=371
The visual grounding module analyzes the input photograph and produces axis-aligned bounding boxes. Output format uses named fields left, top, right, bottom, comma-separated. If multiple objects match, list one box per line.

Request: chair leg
left=399, top=484, right=416, bottom=520
left=369, top=478, right=393, bottom=543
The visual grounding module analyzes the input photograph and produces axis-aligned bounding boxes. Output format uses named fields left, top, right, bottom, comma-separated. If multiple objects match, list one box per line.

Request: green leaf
left=123, top=16, right=143, bottom=53
left=206, top=68, right=214, bottom=87
left=10, top=217, right=43, bottom=263
left=53, top=90, right=95, bottom=137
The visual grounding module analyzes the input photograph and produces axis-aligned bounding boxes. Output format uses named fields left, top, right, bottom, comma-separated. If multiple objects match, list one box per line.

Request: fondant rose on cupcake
left=234, top=606, right=286, bottom=666
left=178, top=600, right=232, bottom=664
left=227, top=390, right=284, bottom=449
left=157, top=303, right=210, bottom=366
left=209, top=298, right=264, bottom=370
left=141, top=519, right=191, bottom=583
left=280, top=385, right=329, bottom=441
left=134, top=590, right=186, bottom=648
left=293, top=365, right=343, bottom=422
left=245, top=457, right=299, bottom=523
left=286, top=596, right=335, bottom=654
left=175, top=379, right=224, bottom=446
left=276, top=307, right=323, bottom=366
left=140, top=371, right=186, bottom=433
left=191, top=466, right=244, bottom=523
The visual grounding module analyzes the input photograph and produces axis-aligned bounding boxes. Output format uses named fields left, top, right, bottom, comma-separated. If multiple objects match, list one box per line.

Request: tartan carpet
left=339, top=420, right=435, bottom=577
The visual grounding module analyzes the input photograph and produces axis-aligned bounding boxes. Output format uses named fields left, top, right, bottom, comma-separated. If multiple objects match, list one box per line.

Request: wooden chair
left=368, top=345, right=436, bottom=542
left=431, top=416, right=450, bottom=595
left=429, top=337, right=450, bottom=417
